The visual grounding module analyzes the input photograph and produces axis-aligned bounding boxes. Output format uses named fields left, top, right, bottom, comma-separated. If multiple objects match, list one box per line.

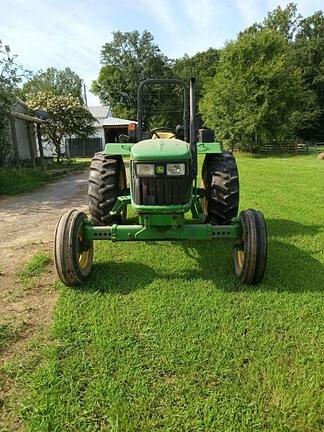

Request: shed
left=65, top=105, right=136, bottom=157
left=10, top=100, right=45, bottom=167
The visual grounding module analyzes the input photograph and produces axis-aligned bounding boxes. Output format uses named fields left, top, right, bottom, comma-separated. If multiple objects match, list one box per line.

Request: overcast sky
left=1, top=0, right=323, bottom=105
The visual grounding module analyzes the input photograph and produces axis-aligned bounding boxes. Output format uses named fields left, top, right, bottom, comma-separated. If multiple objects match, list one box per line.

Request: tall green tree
left=241, top=3, right=301, bottom=39
left=172, top=48, right=219, bottom=98
left=92, top=30, right=173, bottom=128
left=23, top=67, right=83, bottom=100
left=200, top=29, right=318, bottom=152
left=263, top=2, right=301, bottom=40
left=294, top=12, right=324, bottom=140
left=242, top=3, right=324, bottom=141
left=172, top=48, right=219, bottom=127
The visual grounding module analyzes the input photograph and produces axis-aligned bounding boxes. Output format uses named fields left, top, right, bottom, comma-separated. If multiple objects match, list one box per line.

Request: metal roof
left=12, top=111, right=44, bottom=124
left=87, top=105, right=111, bottom=119
left=97, top=117, right=137, bottom=127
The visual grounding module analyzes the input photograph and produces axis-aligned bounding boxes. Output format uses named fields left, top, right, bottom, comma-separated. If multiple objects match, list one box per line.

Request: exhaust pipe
left=189, top=77, right=197, bottom=176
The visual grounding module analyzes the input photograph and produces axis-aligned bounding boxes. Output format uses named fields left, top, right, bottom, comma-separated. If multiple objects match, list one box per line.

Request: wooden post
left=10, top=118, right=20, bottom=168
left=36, top=123, right=45, bottom=170
left=26, top=122, right=36, bottom=168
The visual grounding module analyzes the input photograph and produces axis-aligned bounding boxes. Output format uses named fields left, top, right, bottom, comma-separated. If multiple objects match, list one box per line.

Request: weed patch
left=19, top=252, right=52, bottom=286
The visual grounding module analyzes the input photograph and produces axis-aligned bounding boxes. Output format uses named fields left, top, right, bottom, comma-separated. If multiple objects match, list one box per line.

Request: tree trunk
left=26, top=122, right=36, bottom=168
left=10, top=118, right=20, bottom=168
left=36, top=123, right=45, bottom=170
left=53, top=138, right=62, bottom=163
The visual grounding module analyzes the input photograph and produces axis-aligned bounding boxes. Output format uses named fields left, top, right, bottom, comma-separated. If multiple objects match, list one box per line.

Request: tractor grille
left=132, top=161, right=191, bottom=206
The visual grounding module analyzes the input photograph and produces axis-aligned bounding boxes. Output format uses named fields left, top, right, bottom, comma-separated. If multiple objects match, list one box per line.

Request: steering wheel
left=149, top=127, right=176, bottom=139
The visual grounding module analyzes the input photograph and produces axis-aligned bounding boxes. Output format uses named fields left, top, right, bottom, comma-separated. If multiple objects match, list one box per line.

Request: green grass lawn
left=17, top=154, right=324, bottom=430
left=0, top=158, right=90, bottom=195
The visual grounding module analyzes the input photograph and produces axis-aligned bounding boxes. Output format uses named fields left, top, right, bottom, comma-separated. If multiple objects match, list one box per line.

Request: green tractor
left=54, top=78, right=267, bottom=286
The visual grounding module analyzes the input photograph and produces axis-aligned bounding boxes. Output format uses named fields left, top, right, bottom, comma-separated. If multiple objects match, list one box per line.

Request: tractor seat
left=149, top=127, right=176, bottom=140
left=151, top=131, right=176, bottom=139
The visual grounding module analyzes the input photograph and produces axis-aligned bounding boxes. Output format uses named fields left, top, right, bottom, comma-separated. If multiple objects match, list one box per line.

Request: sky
left=1, top=0, right=323, bottom=105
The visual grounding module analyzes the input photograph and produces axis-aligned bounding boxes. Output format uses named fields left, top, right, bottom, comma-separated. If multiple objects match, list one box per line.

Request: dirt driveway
left=0, top=170, right=88, bottom=345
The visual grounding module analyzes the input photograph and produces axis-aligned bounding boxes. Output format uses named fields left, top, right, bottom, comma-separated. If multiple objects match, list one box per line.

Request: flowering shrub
left=27, top=92, right=95, bottom=159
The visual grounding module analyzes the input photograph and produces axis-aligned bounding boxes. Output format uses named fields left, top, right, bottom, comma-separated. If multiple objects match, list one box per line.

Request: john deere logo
left=156, top=166, right=164, bottom=174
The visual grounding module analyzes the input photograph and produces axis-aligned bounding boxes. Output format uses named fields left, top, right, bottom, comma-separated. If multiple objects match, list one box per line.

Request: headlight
left=136, top=163, right=155, bottom=177
left=166, top=163, right=185, bottom=176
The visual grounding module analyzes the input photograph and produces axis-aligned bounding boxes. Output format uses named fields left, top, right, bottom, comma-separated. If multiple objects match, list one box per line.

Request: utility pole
left=83, top=83, right=88, bottom=106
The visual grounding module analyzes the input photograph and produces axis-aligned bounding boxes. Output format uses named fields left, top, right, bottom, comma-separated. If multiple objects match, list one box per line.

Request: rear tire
left=88, top=152, right=126, bottom=226
left=202, top=152, right=239, bottom=225
left=54, top=209, right=93, bottom=286
left=233, top=209, right=267, bottom=284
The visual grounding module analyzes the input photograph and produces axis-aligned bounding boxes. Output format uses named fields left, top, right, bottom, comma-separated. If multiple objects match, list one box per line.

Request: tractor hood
left=131, top=139, right=191, bottom=161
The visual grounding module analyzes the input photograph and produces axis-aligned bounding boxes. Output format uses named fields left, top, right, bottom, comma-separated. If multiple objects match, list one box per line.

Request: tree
left=200, top=29, right=318, bottom=152
left=27, top=92, right=95, bottom=159
left=172, top=48, right=219, bottom=98
left=263, top=2, right=301, bottom=40
left=241, top=3, right=301, bottom=39
left=172, top=48, right=219, bottom=127
left=23, top=67, right=83, bottom=101
left=241, top=3, right=324, bottom=141
left=0, top=41, right=27, bottom=165
left=294, top=12, right=324, bottom=140
left=92, top=30, right=172, bottom=127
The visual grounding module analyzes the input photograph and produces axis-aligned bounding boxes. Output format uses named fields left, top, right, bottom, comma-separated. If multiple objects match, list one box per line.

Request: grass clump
left=19, top=252, right=51, bottom=285
left=0, top=324, right=20, bottom=349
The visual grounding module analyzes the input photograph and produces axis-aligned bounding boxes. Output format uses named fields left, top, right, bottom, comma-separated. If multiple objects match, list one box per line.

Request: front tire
left=233, top=209, right=267, bottom=284
left=53, top=209, right=93, bottom=286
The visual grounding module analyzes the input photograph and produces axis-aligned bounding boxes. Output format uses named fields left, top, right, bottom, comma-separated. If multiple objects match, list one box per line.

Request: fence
left=65, top=137, right=103, bottom=158
left=251, top=141, right=324, bottom=155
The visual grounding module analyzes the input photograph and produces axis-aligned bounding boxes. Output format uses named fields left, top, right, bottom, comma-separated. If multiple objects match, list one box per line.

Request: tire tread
left=88, top=152, right=126, bottom=226
left=203, top=151, right=240, bottom=225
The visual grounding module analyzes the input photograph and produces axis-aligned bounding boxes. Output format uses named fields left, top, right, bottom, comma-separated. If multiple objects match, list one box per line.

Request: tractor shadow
left=266, top=218, right=323, bottom=238
left=178, top=218, right=323, bottom=293
left=75, top=261, right=157, bottom=294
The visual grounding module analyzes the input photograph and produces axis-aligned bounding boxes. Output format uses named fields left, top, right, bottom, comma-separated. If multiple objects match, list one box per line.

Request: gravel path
left=0, top=170, right=88, bottom=257
left=0, top=170, right=89, bottom=336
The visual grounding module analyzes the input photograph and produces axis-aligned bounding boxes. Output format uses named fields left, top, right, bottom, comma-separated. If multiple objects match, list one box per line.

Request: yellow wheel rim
left=237, top=249, right=245, bottom=269
left=77, top=226, right=91, bottom=270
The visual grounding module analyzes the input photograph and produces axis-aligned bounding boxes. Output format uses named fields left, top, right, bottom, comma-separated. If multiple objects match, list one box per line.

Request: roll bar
left=136, top=77, right=197, bottom=176
left=137, top=78, right=189, bottom=142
